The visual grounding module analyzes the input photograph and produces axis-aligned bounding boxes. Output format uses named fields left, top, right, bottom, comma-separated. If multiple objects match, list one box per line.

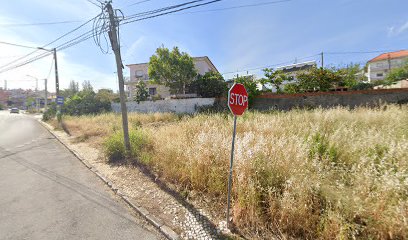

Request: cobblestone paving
left=45, top=123, right=230, bottom=240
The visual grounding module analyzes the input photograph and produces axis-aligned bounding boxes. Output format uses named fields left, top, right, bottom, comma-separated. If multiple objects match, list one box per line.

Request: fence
left=252, top=88, right=408, bottom=110
left=112, top=98, right=215, bottom=114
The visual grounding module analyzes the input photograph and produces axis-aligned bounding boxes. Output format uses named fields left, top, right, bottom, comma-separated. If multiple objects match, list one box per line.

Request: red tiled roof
left=368, top=50, right=408, bottom=63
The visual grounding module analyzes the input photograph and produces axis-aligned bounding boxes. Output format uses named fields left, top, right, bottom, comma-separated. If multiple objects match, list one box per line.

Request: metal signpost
left=226, top=83, right=248, bottom=228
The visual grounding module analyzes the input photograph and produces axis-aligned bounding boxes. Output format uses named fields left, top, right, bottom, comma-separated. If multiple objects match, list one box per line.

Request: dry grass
left=59, top=112, right=179, bottom=145
left=53, top=106, right=408, bottom=239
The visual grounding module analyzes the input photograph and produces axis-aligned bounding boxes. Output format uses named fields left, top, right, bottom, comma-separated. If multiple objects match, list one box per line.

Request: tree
left=148, top=46, right=197, bottom=94
left=283, top=83, right=300, bottom=94
left=336, top=63, right=365, bottom=88
left=296, top=67, right=342, bottom=92
left=96, top=88, right=117, bottom=102
left=134, top=81, right=149, bottom=103
left=60, top=80, right=79, bottom=98
left=233, top=75, right=260, bottom=106
left=385, top=60, right=408, bottom=84
left=62, top=82, right=111, bottom=116
left=191, top=71, right=227, bottom=97
left=262, top=68, right=293, bottom=93
left=82, top=80, right=93, bottom=93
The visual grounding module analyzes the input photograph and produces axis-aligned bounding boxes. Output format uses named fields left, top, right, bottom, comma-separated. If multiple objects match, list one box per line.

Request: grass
left=51, top=106, right=408, bottom=239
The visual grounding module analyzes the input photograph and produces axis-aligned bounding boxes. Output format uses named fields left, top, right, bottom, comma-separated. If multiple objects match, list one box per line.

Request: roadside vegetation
left=48, top=105, right=408, bottom=239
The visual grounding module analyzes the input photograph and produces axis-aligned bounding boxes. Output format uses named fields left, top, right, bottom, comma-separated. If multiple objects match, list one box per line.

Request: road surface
left=0, top=111, right=160, bottom=240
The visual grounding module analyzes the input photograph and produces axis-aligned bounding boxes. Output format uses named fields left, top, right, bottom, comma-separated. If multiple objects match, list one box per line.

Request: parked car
left=10, top=108, right=19, bottom=114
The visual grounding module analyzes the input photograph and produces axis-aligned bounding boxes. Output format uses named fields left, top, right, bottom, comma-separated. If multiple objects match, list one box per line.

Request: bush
left=42, top=103, right=57, bottom=121
left=191, top=71, right=227, bottom=98
left=351, top=82, right=373, bottom=90
left=103, top=129, right=151, bottom=164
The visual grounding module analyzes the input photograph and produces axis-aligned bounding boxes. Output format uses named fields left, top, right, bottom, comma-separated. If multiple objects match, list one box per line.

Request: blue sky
left=0, top=0, right=407, bottom=92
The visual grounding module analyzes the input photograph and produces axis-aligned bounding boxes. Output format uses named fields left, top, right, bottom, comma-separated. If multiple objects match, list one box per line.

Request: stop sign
left=228, top=83, right=248, bottom=116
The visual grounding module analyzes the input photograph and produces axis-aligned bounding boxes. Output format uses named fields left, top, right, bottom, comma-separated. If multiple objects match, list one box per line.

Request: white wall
left=112, top=98, right=216, bottom=114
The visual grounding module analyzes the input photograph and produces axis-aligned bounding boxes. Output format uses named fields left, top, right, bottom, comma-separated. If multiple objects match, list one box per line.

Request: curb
left=38, top=119, right=180, bottom=240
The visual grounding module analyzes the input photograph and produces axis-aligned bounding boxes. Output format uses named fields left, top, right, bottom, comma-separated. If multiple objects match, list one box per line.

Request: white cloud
left=388, top=20, right=408, bottom=36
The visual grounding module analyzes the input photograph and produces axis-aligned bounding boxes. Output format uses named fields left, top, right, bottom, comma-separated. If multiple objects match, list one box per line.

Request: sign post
left=226, top=83, right=248, bottom=229
left=56, top=96, right=64, bottom=105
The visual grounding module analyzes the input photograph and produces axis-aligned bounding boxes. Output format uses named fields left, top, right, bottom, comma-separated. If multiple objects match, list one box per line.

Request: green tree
left=283, top=82, right=301, bottom=94
left=148, top=46, right=197, bottom=94
left=233, top=75, right=260, bottom=106
left=336, top=63, right=365, bottom=88
left=62, top=82, right=111, bottom=116
left=191, top=71, right=227, bottom=97
left=82, top=80, right=93, bottom=93
left=60, top=80, right=79, bottom=98
left=297, top=67, right=342, bottom=92
left=96, top=88, right=117, bottom=102
left=385, top=60, right=408, bottom=84
left=134, top=81, right=149, bottom=103
left=262, top=68, right=293, bottom=93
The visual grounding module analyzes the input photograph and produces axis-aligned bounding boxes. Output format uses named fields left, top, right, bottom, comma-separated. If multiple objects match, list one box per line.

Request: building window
left=376, top=73, right=383, bottom=77
left=149, top=87, right=157, bottom=96
left=135, top=70, right=143, bottom=78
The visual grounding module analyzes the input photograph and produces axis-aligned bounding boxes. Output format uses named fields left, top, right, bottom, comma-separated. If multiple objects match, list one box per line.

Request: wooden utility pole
left=106, top=2, right=131, bottom=152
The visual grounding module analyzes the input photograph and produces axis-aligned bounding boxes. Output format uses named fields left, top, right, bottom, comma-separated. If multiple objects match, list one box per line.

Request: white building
left=126, top=56, right=218, bottom=99
left=276, top=60, right=317, bottom=82
left=367, top=50, right=408, bottom=83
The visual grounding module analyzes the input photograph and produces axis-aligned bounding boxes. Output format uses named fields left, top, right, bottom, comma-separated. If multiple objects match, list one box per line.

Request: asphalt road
left=0, top=111, right=160, bottom=240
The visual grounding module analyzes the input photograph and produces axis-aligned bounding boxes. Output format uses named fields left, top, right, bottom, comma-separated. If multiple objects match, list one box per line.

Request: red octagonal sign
left=228, top=83, right=248, bottom=116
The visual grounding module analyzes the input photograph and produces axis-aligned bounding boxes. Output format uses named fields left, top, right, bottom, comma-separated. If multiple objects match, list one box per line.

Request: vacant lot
left=52, top=105, right=408, bottom=239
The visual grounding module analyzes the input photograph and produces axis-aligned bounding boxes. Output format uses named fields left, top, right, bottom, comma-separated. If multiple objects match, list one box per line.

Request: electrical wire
left=0, top=41, right=39, bottom=50
left=85, top=0, right=101, bottom=8
left=46, top=56, right=55, bottom=80
left=126, top=0, right=154, bottom=7
left=176, top=0, right=292, bottom=14
left=121, top=0, right=223, bottom=25
left=0, top=20, right=82, bottom=27
left=325, top=50, right=401, bottom=55
left=222, top=54, right=320, bottom=76
left=0, top=14, right=101, bottom=72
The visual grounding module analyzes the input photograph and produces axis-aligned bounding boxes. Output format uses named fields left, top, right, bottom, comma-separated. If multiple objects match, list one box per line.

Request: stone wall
left=112, top=98, right=215, bottom=114
left=252, top=89, right=408, bottom=111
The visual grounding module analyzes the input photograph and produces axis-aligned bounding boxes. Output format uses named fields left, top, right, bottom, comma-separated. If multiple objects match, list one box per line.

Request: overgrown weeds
left=50, top=105, right=408, bottom=239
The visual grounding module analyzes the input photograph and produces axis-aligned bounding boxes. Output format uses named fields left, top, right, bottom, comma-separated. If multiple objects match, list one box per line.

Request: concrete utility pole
left=321, top=52, right=324, bottom=68
left=44, top=78, right=48, bottom=111
left=38, top=47, right=59, bottom=117
left=53, top=48, right=59, bottom=96
left=106, top=2, right=131, bottom=152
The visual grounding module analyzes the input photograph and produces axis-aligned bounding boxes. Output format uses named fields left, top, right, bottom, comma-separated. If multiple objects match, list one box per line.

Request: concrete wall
left=112, top=98, right=215, bottom=114
left=252, top=89, right=408, bottom=111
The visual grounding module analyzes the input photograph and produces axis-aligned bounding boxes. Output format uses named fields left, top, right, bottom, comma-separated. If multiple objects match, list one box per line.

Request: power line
left=124, top=0, right=210, bottom=19
left=0, top=14, right=100, bottom=72
left=176, top=0, right=292, bottom=14
left=325, top=50, right=401, bottom=55
left=0, top=20, right=82, bottom=27
left=222, top=54, right=320, bottom=76
left=0, top=0, right=221, bottom=74
left=85, top=0, right=101, bottom=7
left=0, top=41, right=39, bottom=50
left=122, top=0, right=223, bottom=25
left=127, top=0, right=154, bottom=7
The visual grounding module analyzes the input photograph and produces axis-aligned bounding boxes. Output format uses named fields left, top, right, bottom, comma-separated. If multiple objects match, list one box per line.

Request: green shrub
left=103, top=129, right=151, bottom=164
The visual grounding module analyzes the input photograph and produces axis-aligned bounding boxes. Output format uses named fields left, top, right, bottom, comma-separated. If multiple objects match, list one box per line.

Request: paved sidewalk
left=40, top=120, right=231, bottom=240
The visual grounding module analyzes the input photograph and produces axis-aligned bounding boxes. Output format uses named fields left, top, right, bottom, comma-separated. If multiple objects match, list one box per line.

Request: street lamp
left=26, top=75, right=47, bottom=111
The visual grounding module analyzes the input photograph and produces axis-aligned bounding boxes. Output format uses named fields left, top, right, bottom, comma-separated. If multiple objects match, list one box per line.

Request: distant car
left=10, top=108, right=19, bottom=114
